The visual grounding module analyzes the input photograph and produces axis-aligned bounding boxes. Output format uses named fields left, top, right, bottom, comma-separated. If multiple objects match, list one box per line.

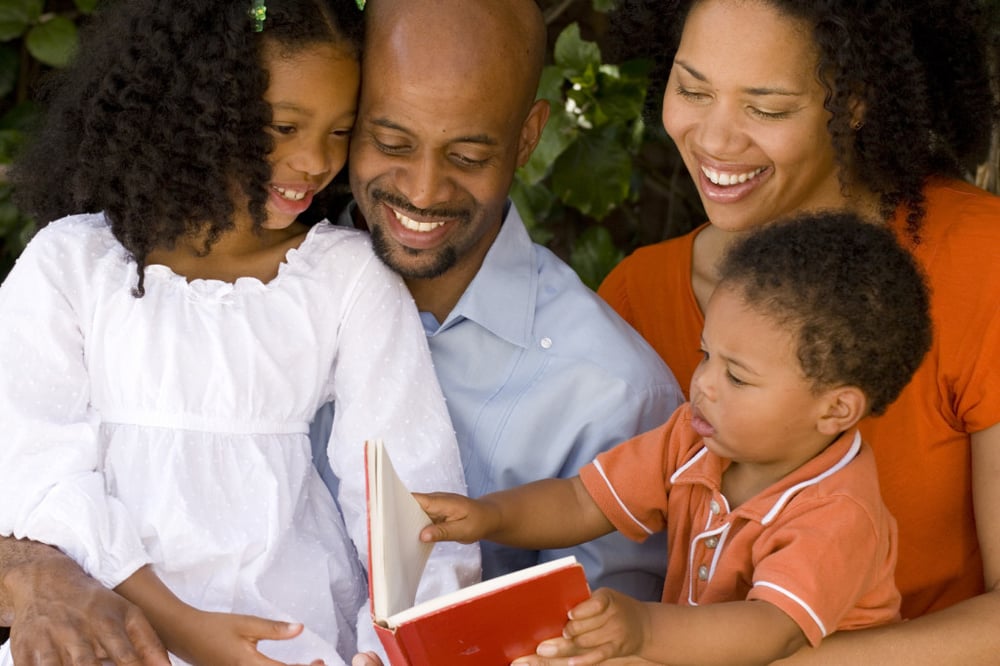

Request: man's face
left=349, top=34, right=545, bottom=280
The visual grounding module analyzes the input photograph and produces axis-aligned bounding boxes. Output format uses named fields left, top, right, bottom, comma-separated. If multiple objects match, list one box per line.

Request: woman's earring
left=851, top=119, right=865, bottom=131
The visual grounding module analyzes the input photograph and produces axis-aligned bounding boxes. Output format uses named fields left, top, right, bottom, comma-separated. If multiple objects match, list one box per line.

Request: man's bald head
left=365, top=0, right=546, bottom=117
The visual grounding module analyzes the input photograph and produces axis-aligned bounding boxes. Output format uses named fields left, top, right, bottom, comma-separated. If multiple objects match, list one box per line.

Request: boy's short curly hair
left=717, top=212, right=932, bottom=416
left=609, top=0, right=999, bottom=239
left=12, top=0, right=363, bottom=295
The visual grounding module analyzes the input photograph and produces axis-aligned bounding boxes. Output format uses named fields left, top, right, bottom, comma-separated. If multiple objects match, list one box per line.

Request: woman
left=593, top=0, right=1000, bottom=662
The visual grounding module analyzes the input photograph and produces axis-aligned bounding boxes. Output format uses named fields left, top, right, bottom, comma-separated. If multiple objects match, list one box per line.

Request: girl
left=589, top=0, right=1000, bottom=663
left=0, top=1, right=477, bottom=664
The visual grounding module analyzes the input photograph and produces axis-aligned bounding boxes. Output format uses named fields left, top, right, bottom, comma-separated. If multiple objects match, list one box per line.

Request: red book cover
left=364, top=440, right=591, bottom=666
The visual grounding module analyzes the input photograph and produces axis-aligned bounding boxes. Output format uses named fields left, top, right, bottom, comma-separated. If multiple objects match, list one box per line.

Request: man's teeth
left=701, top=166, right=765, bottom=186
left=274, top=186, right=307, bottom=201
left=394, top=210, right=445, bottom=232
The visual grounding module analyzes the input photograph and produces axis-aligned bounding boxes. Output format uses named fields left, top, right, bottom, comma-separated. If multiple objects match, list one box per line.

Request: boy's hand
left=414, top=492, right=500, bottom=544
left=512, top=588, right=652, bottom=666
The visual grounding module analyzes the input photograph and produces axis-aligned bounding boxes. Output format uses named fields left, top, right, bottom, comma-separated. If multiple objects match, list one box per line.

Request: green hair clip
left=356, top=0, right=366, bottom=9
left=249, top=0, right=267, bottom=32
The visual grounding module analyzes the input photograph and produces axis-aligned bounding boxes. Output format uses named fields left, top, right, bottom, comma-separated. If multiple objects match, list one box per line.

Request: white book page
left=368, top=439, right=434, bottom=620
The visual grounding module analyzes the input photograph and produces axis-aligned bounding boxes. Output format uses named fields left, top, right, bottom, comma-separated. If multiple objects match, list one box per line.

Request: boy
left=416, top=212, right=932, bottom=665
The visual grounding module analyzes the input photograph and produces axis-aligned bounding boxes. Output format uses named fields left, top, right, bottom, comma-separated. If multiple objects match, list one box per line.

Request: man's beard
left=370, top=223, right=459, bottom=279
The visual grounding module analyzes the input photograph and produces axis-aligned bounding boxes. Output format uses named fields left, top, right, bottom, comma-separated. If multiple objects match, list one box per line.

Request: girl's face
left=689, top=285, right=836, bottom=480
left=261, top=41, right=360, bottom=230
left=662, top=0, right=849, bottom=232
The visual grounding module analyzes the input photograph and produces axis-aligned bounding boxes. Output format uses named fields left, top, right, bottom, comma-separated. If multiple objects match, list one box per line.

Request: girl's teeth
left=701, top=166, right=765, bottom=186
left=275, top=187, right=306, bottom=201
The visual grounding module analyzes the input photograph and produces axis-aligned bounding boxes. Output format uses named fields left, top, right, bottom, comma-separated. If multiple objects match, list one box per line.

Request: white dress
left=0, top=214, right=479, bottom=665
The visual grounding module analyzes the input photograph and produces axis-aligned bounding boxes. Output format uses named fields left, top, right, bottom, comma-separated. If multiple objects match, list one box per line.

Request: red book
left=364, top=440, right=592, bottom=666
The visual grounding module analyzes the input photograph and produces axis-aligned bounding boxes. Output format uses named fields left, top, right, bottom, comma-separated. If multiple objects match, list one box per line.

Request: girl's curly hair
left=609, top=0, right=999, bottom=239
left=12, top=0, right=363, bottom=295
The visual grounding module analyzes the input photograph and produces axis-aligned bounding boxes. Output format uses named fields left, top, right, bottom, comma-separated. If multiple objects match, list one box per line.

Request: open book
left=364, top=439, right=591, bottom=666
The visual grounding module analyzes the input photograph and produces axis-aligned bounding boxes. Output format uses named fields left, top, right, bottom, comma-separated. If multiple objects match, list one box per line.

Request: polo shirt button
left=698, top=565, right=709, bottom=581
left=710, top=500, right=721, bottom=515
left=705, top=536, right=719, bottom=548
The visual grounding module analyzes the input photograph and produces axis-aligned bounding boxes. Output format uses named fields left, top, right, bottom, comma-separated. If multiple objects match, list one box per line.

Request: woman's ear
left=816, top=386, right=867, bottom=436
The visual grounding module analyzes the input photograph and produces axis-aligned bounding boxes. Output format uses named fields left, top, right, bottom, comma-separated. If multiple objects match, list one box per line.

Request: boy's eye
left=726, top=370, right=746, bottom=387
left=270, top=124, right=296, bottom=136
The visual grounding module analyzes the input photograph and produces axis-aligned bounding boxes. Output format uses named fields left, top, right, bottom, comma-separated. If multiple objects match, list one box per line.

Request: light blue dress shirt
left=315, top=202, right=684, bottom=601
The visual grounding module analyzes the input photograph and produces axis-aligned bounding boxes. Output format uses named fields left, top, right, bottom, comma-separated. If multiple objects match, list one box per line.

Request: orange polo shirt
left=580, top=403, right=901, bottom=647
left=598, top=178, right=1000, bottom=617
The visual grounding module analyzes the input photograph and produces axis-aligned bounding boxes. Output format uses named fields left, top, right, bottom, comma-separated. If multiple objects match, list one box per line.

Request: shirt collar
left=673, top=427, right=864, bottom=525
left=431, top=202, right=537, bottom=348
left=336, top=200, right=538, bottom=348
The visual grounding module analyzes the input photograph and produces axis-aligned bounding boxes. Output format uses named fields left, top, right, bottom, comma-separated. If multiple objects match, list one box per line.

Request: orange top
left=580, top=403, right=901, bottom=646
left=598, top=178, right=1000, bottom=617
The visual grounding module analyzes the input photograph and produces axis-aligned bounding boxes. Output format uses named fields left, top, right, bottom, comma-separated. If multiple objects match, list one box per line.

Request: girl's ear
left=816, top=386, right=867, bottom=436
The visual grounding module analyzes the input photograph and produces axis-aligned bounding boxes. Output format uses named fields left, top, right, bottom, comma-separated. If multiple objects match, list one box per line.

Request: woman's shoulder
left=919, top=178, right=1000, bottom=239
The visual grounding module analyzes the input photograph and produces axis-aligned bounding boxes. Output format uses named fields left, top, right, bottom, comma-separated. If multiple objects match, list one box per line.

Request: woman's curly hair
left=609, top=0, right=999, bottom=239
left=11, top=0, right=363, bottom=295
left=717, top=211, right=932, bottom=416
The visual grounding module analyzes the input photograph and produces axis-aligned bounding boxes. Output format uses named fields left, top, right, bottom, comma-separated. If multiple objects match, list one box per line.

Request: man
left=0, top=0, right=682, bottom=662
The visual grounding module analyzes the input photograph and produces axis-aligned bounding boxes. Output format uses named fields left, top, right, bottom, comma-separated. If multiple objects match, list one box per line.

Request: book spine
left=375, top=624, right=413, bottom=666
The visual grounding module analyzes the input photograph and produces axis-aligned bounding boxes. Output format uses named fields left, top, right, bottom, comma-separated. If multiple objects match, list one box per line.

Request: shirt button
left=540, top=337, right=553, bottom=349
left=710, top=500, right=721, bottom=515
left=698, top=565, right=709, bottom=581
left=705, top=536, right=719, bottom=548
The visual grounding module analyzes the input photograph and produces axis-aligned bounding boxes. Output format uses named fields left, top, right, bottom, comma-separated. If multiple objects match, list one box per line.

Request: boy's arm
left=519, top=596, right=806, bottom=666
left=417, top=476, right=615, bottom=549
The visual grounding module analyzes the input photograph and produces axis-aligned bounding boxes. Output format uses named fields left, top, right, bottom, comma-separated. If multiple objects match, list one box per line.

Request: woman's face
left=261, top=41, right=360, bottom=230
left=662, top=0, right=849, bottom=232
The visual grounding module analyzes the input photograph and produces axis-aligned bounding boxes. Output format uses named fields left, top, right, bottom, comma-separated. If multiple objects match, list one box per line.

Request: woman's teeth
left=394, top=210, right=445, bottom=232
left=701, top=166, right=765, bottom=186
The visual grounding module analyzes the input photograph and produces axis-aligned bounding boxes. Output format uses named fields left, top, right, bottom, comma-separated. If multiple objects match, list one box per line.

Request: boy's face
left=690, top=285, right=840, bottom=482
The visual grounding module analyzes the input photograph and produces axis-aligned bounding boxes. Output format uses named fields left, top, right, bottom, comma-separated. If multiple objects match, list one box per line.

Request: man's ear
left=816, top=386, right=867, bottom=436
left=516, top=99, right=550, bottom=167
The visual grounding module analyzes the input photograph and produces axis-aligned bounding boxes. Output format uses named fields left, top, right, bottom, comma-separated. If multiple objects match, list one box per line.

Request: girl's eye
left=331, top=128, right=353, bottom=139
left=697, top=348, right=709, bottom=363
left=726, top=370, right=747, bottom=387
left=270, top=124, right=296, bottom=136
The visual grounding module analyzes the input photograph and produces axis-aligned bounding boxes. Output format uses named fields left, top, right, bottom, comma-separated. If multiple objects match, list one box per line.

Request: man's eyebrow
left=367, top=117, right=498, bottom=146
left=675, top=60, right=803, bottom=97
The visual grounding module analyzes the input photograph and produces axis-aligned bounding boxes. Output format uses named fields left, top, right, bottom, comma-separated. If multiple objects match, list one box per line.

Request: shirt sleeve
left=0, top=226, right=150, bottom=588
left=746, top=493, right=899, bottom=646
left=324, top=254, right=481, bottom=607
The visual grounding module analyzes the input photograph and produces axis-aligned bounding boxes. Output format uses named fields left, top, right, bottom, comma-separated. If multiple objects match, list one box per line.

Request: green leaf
left=0, top=45, right=17, bottom=98
left=518, top=107, right=577, bottom=185
left=0, top=129, right=25, bottom=163
left=26, top=16, right=78, bottom=68
left=553, top=23, right=601, bottom=75
left=592, top=0, right=617, bottom=12
left=74, top=0, right=101, bottom=13
left=1, top=100, right=40, bottom=131
left=536, top=65, right=566, bottom=107
left=551, top=125, right=634, bottom=220
left=0, top=0, right=42, bottom=41
left=510, top=179, right=556, bottom=246
left=570, top=225, right=624, bottom=290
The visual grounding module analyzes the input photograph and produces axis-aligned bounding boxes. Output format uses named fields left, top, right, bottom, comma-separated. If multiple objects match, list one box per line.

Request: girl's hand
left=414, top=492, right=499, bottom=544
left=351, top=651, right=384, bottom=666
left=167, top=610, right=321, bottom=666
left=512, top=588, right=652, bottom=666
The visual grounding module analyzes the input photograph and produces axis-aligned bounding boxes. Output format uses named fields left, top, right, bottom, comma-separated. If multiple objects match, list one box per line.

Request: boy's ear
left=816, top=386, right=867, bottom=436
